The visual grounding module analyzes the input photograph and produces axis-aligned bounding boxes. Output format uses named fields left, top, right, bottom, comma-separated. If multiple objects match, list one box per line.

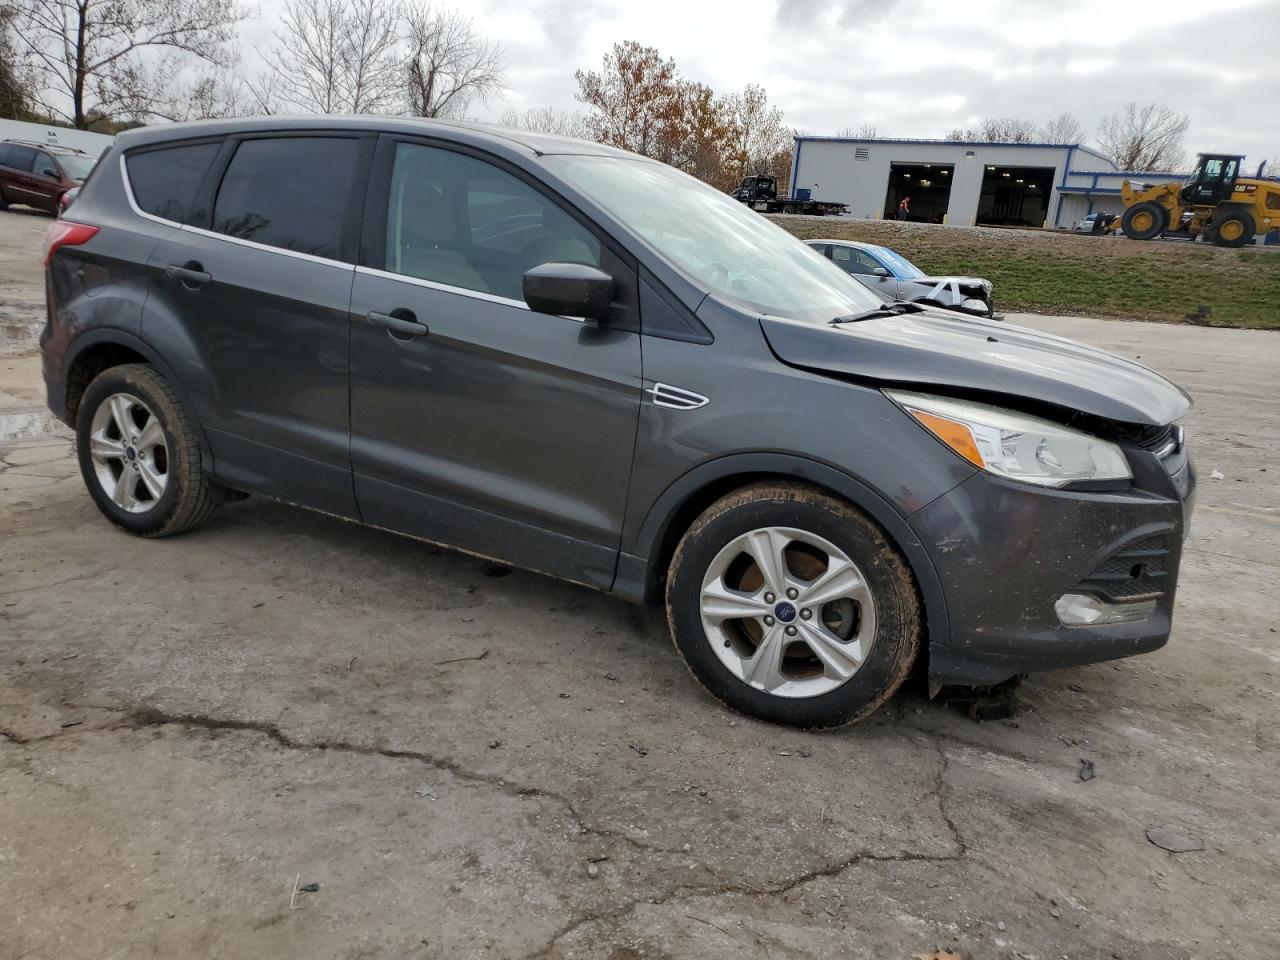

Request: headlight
left=886, top=390, right=1132, bottom=487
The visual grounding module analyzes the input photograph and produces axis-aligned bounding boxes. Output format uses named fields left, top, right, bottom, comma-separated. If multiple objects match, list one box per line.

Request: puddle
left=0, top=408, right=66, bottom=443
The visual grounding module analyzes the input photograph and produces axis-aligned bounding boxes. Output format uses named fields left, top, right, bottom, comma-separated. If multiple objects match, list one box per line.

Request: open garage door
left=884, top=163, right=954, bottom=223
left=977, top=165, right=1055, bottom=227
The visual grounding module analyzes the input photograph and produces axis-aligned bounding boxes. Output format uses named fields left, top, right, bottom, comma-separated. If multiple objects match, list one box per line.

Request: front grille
left=1074, top=535, right=1170, bottom=602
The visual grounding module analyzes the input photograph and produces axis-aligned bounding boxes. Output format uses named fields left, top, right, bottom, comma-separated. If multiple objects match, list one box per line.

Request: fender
left=61, top=327, right=216, bottom=469
left=613, top=452, right=950, bottom=655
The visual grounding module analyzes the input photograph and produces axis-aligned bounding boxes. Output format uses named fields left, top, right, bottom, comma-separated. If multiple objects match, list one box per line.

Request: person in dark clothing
left=896, top=196, right=911, bottom=221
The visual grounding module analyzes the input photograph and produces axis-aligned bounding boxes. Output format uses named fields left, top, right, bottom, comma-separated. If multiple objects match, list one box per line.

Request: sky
left=239, top=0, right=1280, bottom=167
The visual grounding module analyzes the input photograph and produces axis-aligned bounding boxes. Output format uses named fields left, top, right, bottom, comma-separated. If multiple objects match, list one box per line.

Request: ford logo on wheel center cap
left=774, top=601, right=797, bottom=623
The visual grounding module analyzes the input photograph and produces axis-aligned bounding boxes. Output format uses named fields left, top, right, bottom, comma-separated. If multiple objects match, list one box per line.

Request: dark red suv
left=0, top=140, right=99, bottom=215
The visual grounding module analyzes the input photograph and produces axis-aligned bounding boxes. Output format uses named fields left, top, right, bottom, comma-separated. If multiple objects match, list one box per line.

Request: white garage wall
left=0, top=120, right=115, bottom=157
left=792, top=138, right=1122, bottom=228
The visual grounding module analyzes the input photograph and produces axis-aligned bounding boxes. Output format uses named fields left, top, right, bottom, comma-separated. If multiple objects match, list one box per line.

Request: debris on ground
left=1078, top=759, right=1096, bottom=782
left=629, top=743, right=648, bottom=757
left=298, top=882, right=320, bottom=893
left=1145, top=826, right=1205, bottom=853
left=912, top=950, right=963, bottom=960
left=1209, top=469, right=1225, bottom=480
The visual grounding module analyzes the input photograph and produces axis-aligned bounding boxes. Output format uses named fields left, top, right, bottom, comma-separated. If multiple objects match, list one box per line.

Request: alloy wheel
left=88, top=392, right=169, bottom=514
left=699, top=526, right=877, bottom=699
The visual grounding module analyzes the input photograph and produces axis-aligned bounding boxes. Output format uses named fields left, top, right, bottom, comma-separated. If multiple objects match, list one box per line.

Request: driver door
left=348, top=138, right=644, bottom=588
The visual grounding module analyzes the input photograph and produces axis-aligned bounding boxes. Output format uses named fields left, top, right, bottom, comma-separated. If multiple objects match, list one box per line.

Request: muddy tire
left=75, top=363, right=222, bottom=537
left=666, top=481, right=922, bottom=728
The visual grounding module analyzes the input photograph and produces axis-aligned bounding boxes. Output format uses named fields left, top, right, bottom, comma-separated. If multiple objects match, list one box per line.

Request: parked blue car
left=806, top=239, right=995, bottom=317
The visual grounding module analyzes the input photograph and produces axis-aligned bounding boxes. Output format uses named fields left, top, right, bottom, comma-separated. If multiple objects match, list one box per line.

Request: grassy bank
left=771, top=216, right=1280, bottom=330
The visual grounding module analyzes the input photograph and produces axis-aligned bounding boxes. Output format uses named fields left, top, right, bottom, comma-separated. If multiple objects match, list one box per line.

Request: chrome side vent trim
left=647, top=383, right=708, bottom=410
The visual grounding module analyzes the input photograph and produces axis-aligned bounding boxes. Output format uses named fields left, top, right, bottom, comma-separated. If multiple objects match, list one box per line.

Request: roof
left=114, top=115, right=635, bottom=160
left=794, top=134, right=1117, bottom=168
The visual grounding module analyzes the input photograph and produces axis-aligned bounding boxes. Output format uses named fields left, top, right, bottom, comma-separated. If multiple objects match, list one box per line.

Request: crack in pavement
left=0, top=703, right=691, bottom=859
left=520, top=740, right=970, bottom=959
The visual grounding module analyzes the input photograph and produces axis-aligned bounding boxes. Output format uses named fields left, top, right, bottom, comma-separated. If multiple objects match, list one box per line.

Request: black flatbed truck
left=730, top=175, right=847, bottom=216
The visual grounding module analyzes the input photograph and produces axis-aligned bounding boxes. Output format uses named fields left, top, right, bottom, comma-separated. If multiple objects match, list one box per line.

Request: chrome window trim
left=354, top=264, right=532, bottom=311
left=119, top=153, right=352, bottom=271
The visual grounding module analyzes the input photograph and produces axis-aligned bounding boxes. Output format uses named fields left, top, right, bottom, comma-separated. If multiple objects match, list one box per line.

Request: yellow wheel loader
left=1118, top=154, right=1280, bottom=247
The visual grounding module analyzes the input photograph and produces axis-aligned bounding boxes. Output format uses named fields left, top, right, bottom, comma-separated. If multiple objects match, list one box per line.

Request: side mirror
left=872, top=267, right=891, bottom=278
left=523, top=262, right=614, bottom=321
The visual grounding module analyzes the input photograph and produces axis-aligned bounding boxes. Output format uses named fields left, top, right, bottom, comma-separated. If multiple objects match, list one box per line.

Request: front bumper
left=913, top=439, right=1195, bottom=686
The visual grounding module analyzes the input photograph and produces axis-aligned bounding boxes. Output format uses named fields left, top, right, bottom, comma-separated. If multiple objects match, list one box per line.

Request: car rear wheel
left=76, top=364, right=222, bottom=537
left=666, top=481, right=921, bottom=727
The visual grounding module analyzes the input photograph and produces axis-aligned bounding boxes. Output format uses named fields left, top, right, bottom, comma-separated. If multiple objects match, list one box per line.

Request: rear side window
left=126, top=143, right=220, bottom=223
left=212, top=137, right=358, bottom=260
left=0, top=144, right=36, bottom=172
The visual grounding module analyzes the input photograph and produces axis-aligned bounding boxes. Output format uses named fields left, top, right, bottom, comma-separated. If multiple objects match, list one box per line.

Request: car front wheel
left=666, top=482, right=922, bottom=727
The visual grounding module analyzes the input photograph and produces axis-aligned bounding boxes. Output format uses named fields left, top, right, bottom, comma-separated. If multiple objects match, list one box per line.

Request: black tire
left=1208, top=206, right=1255, bottom=248
left=75, top=363, right=222, bottom=537
left=666, top=481, right=922, bottom=728
left=782, top=203, right=797, bottom=215
left=1121, top=201, right=1168, bottom=240
left=0, top=190, right=9, bottom=211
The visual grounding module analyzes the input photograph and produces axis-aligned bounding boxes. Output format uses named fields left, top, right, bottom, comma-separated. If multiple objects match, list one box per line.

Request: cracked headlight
left=886, top=390, right=1131, bottom=487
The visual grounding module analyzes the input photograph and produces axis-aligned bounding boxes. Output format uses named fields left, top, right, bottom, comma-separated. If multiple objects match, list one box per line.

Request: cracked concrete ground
left=1, top=207, right=1278, bottom=959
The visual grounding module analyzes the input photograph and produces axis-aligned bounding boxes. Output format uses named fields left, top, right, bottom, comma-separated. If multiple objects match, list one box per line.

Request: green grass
left=771, top=217, right=1280, bottom=330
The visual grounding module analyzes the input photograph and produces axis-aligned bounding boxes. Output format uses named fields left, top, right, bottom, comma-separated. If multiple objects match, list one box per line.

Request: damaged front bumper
left=914, top=435, right=1195, bottom=687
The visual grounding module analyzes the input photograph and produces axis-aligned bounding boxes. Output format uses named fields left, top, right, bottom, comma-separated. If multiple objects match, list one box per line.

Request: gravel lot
left=2, top=206, right=1278, bottom=960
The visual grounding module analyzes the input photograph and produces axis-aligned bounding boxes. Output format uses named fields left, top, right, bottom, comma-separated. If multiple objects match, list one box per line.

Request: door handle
left=165, top=261, right=211, bottom=288
left=367, top=310, right=428, bottom=338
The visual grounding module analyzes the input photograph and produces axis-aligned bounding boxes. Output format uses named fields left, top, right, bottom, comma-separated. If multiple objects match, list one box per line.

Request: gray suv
left=40, top=118, right=1195, bottom=727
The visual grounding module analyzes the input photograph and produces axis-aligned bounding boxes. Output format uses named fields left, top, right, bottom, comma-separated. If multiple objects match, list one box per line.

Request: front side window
left=34, top=152, right=57, bottom=177
left=213, top=137, right=359, bottom=260
left=830, top=246, right=881, bottom=275
left=546, top=154, right=882, bottom=320
left=126, top=142, right=220, bottom=223
left=384, top=143, right=601, bottom=301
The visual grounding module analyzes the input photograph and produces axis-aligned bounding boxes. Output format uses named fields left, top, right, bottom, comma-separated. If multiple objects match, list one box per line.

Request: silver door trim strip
left=354, top=265, right=531, bottom=310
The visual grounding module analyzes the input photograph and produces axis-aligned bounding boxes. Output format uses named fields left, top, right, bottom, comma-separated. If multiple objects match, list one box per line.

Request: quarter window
left=384, top=143, right=601, bottom=301
left=213, top=137, right=359, bottom=260
left=126, top=142, right=220, bottom=223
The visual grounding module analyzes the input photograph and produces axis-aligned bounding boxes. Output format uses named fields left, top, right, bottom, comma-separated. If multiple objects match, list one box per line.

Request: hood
left=760, top=311, right=1191, bottom=426
left=916, top=275, right=989, bottom=288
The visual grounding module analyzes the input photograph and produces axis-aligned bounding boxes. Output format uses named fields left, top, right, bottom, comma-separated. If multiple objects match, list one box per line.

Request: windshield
left=55, top=153, right=98, bottom=180
left=546, top=155, right=883, bottom=320
left=872, top=245, right=925, bottom=280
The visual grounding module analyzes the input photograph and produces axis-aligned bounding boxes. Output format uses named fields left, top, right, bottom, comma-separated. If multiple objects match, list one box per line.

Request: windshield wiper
left=829, top=301, right=926, bottom=325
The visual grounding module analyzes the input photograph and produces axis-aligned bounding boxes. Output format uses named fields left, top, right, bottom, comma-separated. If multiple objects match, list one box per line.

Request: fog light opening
left=1055, top=593, right=1157, bottom=627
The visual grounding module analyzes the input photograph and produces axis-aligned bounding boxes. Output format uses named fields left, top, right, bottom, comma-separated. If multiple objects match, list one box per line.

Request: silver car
left=806, top=239, right=995, bottom=318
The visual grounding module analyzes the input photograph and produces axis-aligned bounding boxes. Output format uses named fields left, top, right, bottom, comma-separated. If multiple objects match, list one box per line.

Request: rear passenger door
left=138, top=133, right=371, bottom=517
left=347, top=138, right=643, bottom=588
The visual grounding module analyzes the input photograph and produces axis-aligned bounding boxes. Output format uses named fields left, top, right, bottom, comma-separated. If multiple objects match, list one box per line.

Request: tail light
left=44, top=221, right=99, bottom=267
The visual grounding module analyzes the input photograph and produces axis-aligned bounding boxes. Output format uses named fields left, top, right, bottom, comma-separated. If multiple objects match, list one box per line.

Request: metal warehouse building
left=789, top=136, right=1147, bottom=229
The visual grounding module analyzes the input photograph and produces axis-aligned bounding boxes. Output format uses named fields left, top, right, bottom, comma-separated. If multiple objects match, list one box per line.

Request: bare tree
left=721, top=83, right=791, bottom=188
left=261, top=0, right=402, bottom=114
left=498, top=105, right=589, bottom=139
left=404, top=4, right=504, bottom=118
left=1, top=3, right=38, bottom=119
left=946, top=116, right=1039, bottom=143
left=836, top=123, right=879, bottom=139
left=1097, top=102, right=1189, bottom=172
left=11, top=0, right=246, bottom=128
left=1040, top=112, right=1084, bottom=144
